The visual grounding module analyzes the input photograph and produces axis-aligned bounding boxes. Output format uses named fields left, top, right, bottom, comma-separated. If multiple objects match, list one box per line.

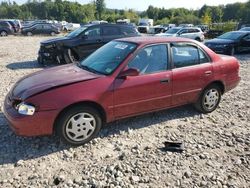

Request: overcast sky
left=10, top=0, right=248, bottom=11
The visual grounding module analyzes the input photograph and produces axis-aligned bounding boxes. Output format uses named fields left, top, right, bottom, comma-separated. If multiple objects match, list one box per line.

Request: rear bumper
left=225, top=77, right=241, bottom=92
left=3, top=95, right=59, bottom=137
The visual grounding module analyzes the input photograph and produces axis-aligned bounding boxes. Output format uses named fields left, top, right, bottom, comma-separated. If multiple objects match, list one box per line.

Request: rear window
left=103, top=26, right=120, bottom=36
left=0, top=21, right=9, bottom=27
left=121, top=26, right=138, bottom=35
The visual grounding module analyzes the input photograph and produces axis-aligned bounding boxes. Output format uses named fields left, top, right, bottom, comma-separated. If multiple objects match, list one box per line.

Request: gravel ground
left=0, top=36, right=249, bottom=188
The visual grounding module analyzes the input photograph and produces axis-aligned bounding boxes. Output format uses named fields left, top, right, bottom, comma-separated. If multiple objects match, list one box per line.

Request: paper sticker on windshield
left=105, top=68, right=112, bottom=73
left=115, top=44, right=128, bottom=50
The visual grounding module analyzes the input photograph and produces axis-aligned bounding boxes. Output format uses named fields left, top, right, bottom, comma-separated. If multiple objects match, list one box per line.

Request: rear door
left=102, top=25, right=123, bottom=44
left=171, top=42, right=213, bottom=106
left=113, top=44, right=172, bottom=118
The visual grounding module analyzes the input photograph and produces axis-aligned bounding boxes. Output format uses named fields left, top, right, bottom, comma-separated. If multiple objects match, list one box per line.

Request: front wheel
left=63, top=48, right=78, bottom=64
left=194, top=85, right=221, bottom=113
left=230, top=47, right=235, bottom=56
left=56, top=106, right=102, bottom=145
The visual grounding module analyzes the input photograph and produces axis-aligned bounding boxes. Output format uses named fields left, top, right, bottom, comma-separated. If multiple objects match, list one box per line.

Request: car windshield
left=66, top=26, right=88, bottom=38
left=217, top=32, right=243, bottom=40
left=79, top=41, right=137, bottom=75
left=165, top=28, right=180, bottom=34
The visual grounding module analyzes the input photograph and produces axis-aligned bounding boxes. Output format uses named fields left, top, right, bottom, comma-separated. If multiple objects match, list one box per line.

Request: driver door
left=76, top=26, right=103, bottom=59
left=113, top=44, right=172, bottom=118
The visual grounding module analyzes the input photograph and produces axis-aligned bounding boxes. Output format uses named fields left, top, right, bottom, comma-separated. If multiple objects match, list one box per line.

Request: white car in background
left=156, top=27, right=205, bottom=42
left=63, top=23, right=81, bottom=32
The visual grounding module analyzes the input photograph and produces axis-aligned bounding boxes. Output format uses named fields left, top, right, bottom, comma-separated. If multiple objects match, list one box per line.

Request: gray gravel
left=0, top=36, right=249, bottom=187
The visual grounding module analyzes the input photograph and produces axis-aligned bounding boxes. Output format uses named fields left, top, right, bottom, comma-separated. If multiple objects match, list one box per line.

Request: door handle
left=96, top=39, right=102, bottom=43
left=205, top=71, right=212, bottom=75
left=160, top=78, right=170, bottom=84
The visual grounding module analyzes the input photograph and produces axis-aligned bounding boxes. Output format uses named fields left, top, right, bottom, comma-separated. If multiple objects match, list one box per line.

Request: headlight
left=17, top=102, right=35, bottom=116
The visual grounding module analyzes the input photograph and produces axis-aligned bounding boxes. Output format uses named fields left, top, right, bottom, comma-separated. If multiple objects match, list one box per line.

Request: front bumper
left=3, top=94, right=59, bottom=137
left=206, top=45, right=233, bottom=55
left=38, top=45, right=63, bottom=64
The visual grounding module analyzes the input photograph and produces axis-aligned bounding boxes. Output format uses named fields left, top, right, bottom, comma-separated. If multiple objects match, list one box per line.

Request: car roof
left=85, top=23, right=134, bottom=28
left=227, top=31, right=250, bottom=34
left=116, top=36, right=195, bottom=45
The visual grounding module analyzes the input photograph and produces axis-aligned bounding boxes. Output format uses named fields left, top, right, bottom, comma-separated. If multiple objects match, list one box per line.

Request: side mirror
left=118, top=68, right=139, bottom=79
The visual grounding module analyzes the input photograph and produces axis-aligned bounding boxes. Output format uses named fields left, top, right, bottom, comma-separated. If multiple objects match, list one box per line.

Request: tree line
left=0, top=0, right=249, bottom=25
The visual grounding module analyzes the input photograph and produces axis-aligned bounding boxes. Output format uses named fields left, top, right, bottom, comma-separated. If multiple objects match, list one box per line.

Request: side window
left=121, top=27, right=137, bottom=35
left=243, top=34, right=250, bottom=41
left=128, top=45, right=168, bottom=74
left=44, top=25, right=51, bottom=29
left=103, top=26, right=120, bottom=36
left=36, top=25, right=43, bottom=29
left=85, top=27, right=100, bottom=37
left=171, top=43, right=199, bottom=68
left=198, top=48, right=210, bottom=63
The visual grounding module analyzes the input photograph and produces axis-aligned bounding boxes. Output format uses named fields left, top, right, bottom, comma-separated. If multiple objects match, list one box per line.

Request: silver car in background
left=156, top=27, right=205, bottom=42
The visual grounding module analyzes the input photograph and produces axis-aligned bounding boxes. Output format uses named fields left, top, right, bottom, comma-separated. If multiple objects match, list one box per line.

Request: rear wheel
left=0, top=31, right=7, bottom=37
left=56, top=106, right=102, bottom=145
left=51, top=31, right=56, bottom=36
left=194, top=84, right=221, bottom=113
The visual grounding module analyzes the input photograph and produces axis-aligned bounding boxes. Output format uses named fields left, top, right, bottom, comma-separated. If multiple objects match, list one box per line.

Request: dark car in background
left=205, top=31, right=250, bottom=55
left=21, top=23, right=60, bottom=36
left=38, top=23, right=140, bottom=64
left=0, top=21, right=14, bottom=36
left=240, top=27, right=250, bottom=31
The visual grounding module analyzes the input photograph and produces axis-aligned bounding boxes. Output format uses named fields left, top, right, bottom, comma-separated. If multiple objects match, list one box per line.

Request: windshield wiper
left=79, top=64, right=104, bottom=75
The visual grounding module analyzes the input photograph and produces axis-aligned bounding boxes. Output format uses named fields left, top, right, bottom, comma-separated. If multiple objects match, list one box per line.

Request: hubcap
left=65, top=113, right=96, bottom=142
left=1, top=31, right=7, bottom=36
left=204, top=89, right=219, bottom=110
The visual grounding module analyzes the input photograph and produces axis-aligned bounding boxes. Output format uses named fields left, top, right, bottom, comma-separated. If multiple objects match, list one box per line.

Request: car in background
left=156, top=27, right=204, bottom=42
left=239, top=27, right=250, bottom=31
left=204, top=30, right=223, bottom=39
left=21, top=23, right=60, bottom=36
left=0, top=21, right=14, bottom=36
left=205, top=31, right=250, bottom=55
left=3, top=37, right=240, bottom=145
left=1, top=19, right=21, bottom=33
left=38, top=23, right=140, bottom=64
left=63, top=23, right=81, bottom=32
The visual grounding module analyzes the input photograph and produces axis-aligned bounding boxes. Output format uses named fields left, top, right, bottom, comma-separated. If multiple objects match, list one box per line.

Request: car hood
left=41, top=36, right=71, bottom=45
left=11, top=64, right=103, bottom=100
left=205, top=38, right=236, bottom=44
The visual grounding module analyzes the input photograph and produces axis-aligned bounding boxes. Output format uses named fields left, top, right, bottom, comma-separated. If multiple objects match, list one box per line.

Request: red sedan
left=3, top=37, right=240, bottom=145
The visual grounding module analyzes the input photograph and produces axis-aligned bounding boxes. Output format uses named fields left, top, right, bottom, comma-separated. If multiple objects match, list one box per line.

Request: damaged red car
left=3, top=37, right=240, bottom=145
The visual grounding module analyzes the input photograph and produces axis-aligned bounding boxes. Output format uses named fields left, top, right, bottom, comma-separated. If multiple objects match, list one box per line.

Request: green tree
left=95, top=0, right=105, bottom=20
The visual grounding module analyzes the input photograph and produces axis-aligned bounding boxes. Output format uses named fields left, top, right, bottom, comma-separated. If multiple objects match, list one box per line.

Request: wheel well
left=206, top=81, right=225, bottom=94
left=53, top=101, right=107, bottom=132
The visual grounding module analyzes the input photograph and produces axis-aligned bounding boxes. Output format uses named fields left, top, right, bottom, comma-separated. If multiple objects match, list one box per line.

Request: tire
left=230, top=47, right=235, bottom=56
left=63, top=48, right=78, bottom=64
left=0, top=30, right=8, bottom=37
left=195, top=37, right=201, bottom=42
left=56, top=105, right=102, bottom=145
left=194, top=84, right=221, bottom=113
left=51, top=31, right=56, bottom=36
left=27, top=32, right=32, bottom=36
